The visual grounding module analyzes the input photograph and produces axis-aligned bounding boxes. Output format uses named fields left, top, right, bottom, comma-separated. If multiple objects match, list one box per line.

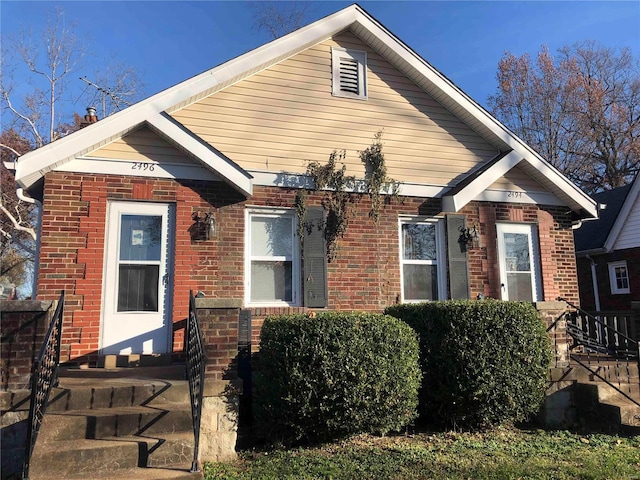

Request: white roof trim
left=442, top=151, right=523, bottom=212
left=145, top=113, right=252, bottom=196
left=603, top=175, right=640, bottom=252
left=12, top=3, right=596, bottom=217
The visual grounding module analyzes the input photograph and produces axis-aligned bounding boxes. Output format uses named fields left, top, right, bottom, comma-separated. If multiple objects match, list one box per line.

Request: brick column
left=194, top=298, right=242, bottom=462
left=535, top=300, right=570, bottom=367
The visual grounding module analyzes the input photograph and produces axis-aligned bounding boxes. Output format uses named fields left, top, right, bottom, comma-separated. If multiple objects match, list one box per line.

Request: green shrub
left=253, top=312, right=421, bottom=444
left=385, top=300, right=552, bottom=429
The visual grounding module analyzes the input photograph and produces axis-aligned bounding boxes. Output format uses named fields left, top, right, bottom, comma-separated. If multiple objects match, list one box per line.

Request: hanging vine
left=295, top=132, right=396, bottom=260
left=360, top=130, right=399, bottom=223
left=296, top=150, right=355, bottom=261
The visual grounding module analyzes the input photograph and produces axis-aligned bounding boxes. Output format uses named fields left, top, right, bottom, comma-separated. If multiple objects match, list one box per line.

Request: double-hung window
left=399, top=218, right=445, bottom=302
left=608, top=261, right=630, bottom=294
left=246, top=209, right=300, bottom=305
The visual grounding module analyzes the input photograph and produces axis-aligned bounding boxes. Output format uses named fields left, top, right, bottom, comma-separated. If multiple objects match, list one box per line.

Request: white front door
left=496, top=223, right=541, bottom=302
left=101, top=201, right=173, bottom=354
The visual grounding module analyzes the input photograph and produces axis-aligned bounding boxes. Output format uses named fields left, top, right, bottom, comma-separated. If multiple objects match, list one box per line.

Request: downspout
left=585, top=254, right=600, bottom=312
left=17, top=188, right=42, bottom=300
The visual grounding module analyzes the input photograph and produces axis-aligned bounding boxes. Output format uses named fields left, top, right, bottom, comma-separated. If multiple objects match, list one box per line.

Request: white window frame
left=608, top=261, right=630, bottom=294
left=331, top=47, right=367, bottom=100
left=398, top=217, right=446, bottom=303
left=496, top=223, right=542, bottom=302
left=245, top=208, right=301, bottom=306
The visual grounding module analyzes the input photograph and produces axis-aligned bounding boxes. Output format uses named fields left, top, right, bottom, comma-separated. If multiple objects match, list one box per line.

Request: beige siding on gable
left=488, top=165, right=550, bottom=192
left=171, top=30, right=498, bottom=187
left=86, top=127, right=193, bottom=165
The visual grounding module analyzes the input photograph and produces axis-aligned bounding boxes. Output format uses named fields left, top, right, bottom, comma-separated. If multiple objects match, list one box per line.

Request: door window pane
left=118, top=265, right=159, bottom=312
left=507, top=272, right=533, bottom=302
left=503, top=233, right=530, bottom=271
left=119, top=215, right=162, bottom=261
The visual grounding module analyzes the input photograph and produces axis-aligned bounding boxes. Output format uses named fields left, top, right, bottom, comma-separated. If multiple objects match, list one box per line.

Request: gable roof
left=12, top=4, right=597, bottom=218
left=574, top=174, right=640, bottom=254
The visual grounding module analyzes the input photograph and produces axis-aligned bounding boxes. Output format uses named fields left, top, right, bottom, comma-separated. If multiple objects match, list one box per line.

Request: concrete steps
left=549, top=357, right=640, bottom=434
left=5, top=364, right=205, bottom=480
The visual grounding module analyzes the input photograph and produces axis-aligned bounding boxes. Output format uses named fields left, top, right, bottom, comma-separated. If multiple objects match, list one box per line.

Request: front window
left=608, top=261, right=630, bottom=294
left=246, top=209, right=300, bottom=305
left=399, top=219, right=444, bottom=302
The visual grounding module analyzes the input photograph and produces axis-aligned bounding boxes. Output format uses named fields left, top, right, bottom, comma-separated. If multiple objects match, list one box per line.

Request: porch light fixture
left=205, top=208, right=217, bottom=240
left=458, top=223, right=480, bottom=250
left=190, top=208, right=217, bottom=241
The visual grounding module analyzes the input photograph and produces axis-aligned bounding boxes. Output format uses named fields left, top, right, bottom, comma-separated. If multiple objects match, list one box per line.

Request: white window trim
left=331, top=47, right=367, bottom=100
left=496, top=223, right=542, bottom=302
left=245, top=207, right=301, bottom=307
left=398, top=216, right=446, bottom=303
left=608, top=261, right=630, bottom=295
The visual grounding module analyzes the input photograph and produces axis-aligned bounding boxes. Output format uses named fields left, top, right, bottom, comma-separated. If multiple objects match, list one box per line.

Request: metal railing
left=558, top=297, right=639, bottom=407
left=186, top=290, right=205, bottom=473
left=23, top=291, right=65, bottom=480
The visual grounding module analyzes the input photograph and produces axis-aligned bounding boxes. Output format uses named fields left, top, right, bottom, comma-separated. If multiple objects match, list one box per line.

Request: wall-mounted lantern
left=458, top=223, right=480, bottom=251
left=190, top=208, right=217, bottom=241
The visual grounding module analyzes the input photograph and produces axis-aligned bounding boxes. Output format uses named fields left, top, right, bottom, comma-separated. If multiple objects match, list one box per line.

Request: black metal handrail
left=558, top=296, right=640, bottom=407
left=22, top=290, right=65, bottom=480
left=186, top=290, right=205, bottom=473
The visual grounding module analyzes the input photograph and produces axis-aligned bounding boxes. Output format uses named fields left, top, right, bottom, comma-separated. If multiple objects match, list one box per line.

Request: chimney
left=80, top=106, right=99, bottom=128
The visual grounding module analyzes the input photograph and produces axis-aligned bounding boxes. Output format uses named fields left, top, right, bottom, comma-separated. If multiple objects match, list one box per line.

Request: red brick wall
left=37, top=172, right=579, bottom=360
left=0, top=300, right=58, bottom=390
left=576, top=247, right=640, bottom=311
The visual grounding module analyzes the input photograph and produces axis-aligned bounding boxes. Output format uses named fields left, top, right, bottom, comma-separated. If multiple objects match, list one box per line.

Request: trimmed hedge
left=253, top=312, right=421, bottom=444
left=385, top=300, right=552, bottom=429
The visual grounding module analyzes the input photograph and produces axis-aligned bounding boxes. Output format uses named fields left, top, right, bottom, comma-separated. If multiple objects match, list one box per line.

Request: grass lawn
left=204, top=427, right=640, bottom=480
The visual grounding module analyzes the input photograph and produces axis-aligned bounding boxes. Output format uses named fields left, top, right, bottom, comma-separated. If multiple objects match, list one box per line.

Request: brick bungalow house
left=574, top=174, right=640, bottom=313
left=9, top=4, right=597, bottom=364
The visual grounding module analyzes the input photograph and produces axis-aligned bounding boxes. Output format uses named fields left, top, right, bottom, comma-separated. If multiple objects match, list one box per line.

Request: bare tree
left=251, top=1, right=311, bottom=39
left=489, top=42, right=640, bottom=194
left=0, top=130, right=35, bottom=292
left=0, top=7, right=146, bottom=294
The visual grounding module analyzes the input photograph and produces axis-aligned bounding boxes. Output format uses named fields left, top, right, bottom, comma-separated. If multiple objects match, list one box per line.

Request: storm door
left=496, top=223, right=541, bottom=302
left=101, top=201, right=173, bottom=354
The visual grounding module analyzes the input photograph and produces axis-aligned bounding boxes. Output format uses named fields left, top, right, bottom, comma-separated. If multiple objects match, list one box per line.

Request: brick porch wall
left=37, top=172, right=579, bottom=361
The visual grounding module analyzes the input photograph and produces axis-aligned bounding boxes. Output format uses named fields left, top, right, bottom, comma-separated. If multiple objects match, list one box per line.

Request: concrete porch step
left=38, top=404, right=193, bottom=442
left=29, top=432, right=196, bottom=478
left=41, top=465, right=204, bottom=480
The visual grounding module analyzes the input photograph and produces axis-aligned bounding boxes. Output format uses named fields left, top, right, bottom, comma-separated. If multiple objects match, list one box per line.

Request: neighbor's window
left=608, top=261, right=630, bottom=294
left=399, top=219, right=444, bottom=302
left=332, top=47, right=367, bottom=99
left=246, top=209, right=300, bottom=305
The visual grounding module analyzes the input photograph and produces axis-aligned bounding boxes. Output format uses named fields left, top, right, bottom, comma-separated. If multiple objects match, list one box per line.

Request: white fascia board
left=146, top=113, right=253, bottom=196
left=441, top=151, right=523, bottom=212
left=604, top=175, right=640, bottom=251
left=352, top=9, right=597, bottom=217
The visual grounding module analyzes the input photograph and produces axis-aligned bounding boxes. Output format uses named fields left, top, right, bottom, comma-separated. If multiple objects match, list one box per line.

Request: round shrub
left=385, top=300, right=552, bottom=429
left=253, top=312, right=421, bottom=444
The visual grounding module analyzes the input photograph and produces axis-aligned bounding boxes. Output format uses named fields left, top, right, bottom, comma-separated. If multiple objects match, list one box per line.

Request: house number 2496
left=131, top=162, right=155, bottom=172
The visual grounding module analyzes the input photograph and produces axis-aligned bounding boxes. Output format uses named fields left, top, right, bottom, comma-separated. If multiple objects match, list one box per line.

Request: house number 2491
left=507, top=191, right=523, bottom=199
left=131, top=162, right=155, bottom=172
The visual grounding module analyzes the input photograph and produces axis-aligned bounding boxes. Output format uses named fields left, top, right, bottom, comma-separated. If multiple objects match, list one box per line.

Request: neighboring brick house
left=9, top=4, right=597, bottom=364
left=574, top=174, right=640, bottom=312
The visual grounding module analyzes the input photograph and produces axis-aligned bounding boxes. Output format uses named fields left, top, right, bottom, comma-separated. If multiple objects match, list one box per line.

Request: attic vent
left=332, top=47, right=367, bottom=100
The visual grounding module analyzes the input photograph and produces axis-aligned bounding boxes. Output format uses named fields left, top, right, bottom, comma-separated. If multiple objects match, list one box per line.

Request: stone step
left=38, top=404, right=193, bottom=442
left=43, top=465, right=204, bottom=480
left=549, top=365, right=639, bottom=385
left=29, top=432, right=195, bottom=478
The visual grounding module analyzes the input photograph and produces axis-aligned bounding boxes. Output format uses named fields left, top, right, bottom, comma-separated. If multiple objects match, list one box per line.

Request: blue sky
left=1, top=0, right=639, bottom=123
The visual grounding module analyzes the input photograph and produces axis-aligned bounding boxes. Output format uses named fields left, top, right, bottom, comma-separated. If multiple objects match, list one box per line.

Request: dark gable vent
left=339, top=57, right=360, bottom=95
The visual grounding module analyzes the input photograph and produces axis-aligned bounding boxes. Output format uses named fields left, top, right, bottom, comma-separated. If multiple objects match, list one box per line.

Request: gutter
left=585, top=254, right=601, bottom=313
